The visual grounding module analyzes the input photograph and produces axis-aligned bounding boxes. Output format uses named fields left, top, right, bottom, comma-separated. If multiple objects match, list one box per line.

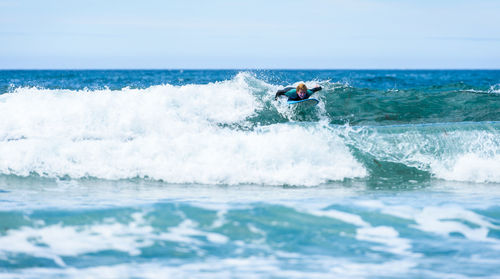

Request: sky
left=0, top=0, right=499, bottom=69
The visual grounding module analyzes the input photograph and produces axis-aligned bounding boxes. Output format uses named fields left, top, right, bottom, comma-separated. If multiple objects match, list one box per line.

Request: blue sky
left=1, top=0, right=499, bottom=69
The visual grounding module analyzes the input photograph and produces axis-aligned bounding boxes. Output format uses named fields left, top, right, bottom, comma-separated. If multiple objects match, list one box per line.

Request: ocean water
left=0, top=70, right=499, bottom=278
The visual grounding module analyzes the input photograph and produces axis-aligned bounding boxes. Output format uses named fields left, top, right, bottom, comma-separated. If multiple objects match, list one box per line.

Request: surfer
left=274, top=83, right=322, bottom=101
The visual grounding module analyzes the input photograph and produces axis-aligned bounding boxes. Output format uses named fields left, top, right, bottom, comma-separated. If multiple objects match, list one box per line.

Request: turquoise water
left=0, top=70, right=499, bottom=278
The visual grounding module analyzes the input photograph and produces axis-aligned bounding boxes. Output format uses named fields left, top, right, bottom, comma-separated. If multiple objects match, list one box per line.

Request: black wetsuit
left=275, top=86, right=322, bottom=101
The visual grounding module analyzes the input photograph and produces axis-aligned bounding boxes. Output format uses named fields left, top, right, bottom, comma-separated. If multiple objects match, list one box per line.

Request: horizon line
left=1, top=68, right=500, bottom=71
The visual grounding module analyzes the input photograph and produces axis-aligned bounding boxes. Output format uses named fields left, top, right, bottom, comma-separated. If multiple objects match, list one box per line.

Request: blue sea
left=0, top=70, right=499, bottom=278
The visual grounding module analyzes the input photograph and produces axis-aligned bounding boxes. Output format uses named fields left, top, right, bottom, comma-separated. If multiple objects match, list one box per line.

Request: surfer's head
left=296, top=83, right=308, bottom=99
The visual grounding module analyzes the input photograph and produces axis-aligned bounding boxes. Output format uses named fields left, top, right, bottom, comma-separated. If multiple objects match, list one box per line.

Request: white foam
left=304, top=205, right=417, bottom=257
left=0, top=211, right=235, bottom=268
left=0, top=212, right=153, bottom=266
left=0, top=257, right=418, bottom=279
left=158, top=219, right=229, bottom=245
left=433, top=153, right=500, bottom=183
left=349, top=124, right=500, bottom=183
left=413, top=206, right=500, bottom=242
left=356, top=199, right=500, bottom=244
left=355, top=200, right=416, bottom=220
left=356, top=226, right=415, bottom=256
left=308, top=209, right=370, bottom=227
left=0, top=74, right=366, bottom=185
left=489, top=84, right=500, bottom=94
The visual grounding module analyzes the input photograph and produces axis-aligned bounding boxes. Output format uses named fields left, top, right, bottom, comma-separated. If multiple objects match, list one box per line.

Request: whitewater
left=0, top=70, right=499, bottom=278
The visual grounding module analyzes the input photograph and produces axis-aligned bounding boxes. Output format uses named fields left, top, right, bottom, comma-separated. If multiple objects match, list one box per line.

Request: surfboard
left=287, top=98, right=319, bottom=108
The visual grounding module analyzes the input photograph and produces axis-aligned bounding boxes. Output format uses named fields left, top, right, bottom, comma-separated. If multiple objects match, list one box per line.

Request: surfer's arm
left=274, top=87, right=294, bottom=100
left=310, top=86, right=322, bottom=93
left=306, top=86, right=322, bottom=97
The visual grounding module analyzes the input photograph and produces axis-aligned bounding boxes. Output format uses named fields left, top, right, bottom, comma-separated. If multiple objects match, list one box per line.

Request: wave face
left=1, top=70, right=499, bottom=185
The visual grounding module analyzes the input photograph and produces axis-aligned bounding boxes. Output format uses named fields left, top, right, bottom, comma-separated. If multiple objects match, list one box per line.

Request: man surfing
left=274, top=83, right=322, bottom=101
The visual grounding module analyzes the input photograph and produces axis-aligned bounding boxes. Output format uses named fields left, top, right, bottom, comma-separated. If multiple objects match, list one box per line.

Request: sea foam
left=0, top=74, right=366, bottom=185
left=347, top=123, right=500, bottom=183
